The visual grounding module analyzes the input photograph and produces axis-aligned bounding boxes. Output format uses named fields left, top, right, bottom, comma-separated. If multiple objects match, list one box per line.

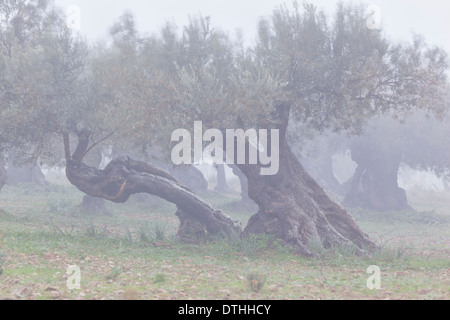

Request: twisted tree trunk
left=343, top=140, right=411, bottom=211
left=63, top=130, right=241, bottom=242
left=236, top=104, right=374, bottom=257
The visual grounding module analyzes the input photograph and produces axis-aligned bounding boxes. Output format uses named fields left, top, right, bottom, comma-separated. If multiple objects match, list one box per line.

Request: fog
left=0, top=0, right=449, bottom=302
left=56, top=0, right=450, bottom=52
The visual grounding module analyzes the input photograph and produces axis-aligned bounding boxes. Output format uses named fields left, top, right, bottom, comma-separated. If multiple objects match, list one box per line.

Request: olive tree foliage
left=1, top=1, right=448, bottom=165
left=253, top=3, right=448, bottom=134
left=0, top=0, right=90, bottom=165
left=88, top=13, right=254, bottom=160
left=159, top=2, right=449, bottom=152
left=88, top=13, right=177, bottom=156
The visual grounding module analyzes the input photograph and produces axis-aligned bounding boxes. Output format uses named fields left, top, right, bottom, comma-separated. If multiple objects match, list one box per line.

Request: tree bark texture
left=63, top=130, right=241, bottom=242
left=236, top=104, right=375, bottom=257
left=343, top=141, right=411, bottom=211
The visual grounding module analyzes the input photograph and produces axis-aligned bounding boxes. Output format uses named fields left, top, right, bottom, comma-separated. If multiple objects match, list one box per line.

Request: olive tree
left=169, top=3, right=448, bottom=255
left=1, top=2, right=448, bottom=257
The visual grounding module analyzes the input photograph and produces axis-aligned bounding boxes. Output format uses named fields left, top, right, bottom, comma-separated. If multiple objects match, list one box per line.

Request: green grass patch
left=0, top=184, right=448, bottom=300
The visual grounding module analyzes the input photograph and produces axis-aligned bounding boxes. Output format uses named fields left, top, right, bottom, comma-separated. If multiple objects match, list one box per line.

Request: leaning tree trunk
left=343, top=141, right=411, bottom=211
left=0, top=158, right=7, bottom=192
left=236, top=104, right=374, bottom=257
left=6, top=159, right=48, bottom=186
left=63, top=130, right=241, bottom=242
left=214, top=164, right=230, bottom=194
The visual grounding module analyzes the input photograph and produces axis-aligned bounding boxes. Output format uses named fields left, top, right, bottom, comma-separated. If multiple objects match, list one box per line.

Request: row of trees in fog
left=298, top=112, right=450, bottom=212
left=0, top=0, right=449, bottom=256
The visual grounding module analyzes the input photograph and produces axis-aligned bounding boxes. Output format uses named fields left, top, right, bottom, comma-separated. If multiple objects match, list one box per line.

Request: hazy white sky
left=55, top=0, right=450, bottom=53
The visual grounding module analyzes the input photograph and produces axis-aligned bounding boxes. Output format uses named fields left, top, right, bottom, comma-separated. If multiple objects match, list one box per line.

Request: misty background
left=56, top=0, right=450, bottom=53
left=51, top=0, right=450, bottom=192
left=1, top=0, right=449, bottom=300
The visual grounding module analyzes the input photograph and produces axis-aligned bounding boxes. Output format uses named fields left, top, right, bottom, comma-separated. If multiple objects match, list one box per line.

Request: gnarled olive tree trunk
left=343, top=140, right=411, bottom=211
left=63, top=130, right=241, bottom=242
left=214, top=164, right=230, bottom=194
left=236, top=104, right=374, bottom=257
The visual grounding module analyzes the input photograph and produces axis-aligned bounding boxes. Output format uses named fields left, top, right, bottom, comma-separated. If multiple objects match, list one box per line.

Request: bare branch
left=77, top=131, right=115, bottom=164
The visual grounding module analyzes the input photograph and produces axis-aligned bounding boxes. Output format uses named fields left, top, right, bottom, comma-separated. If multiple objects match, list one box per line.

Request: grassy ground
left=0, top=183, right=448, bottom=300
